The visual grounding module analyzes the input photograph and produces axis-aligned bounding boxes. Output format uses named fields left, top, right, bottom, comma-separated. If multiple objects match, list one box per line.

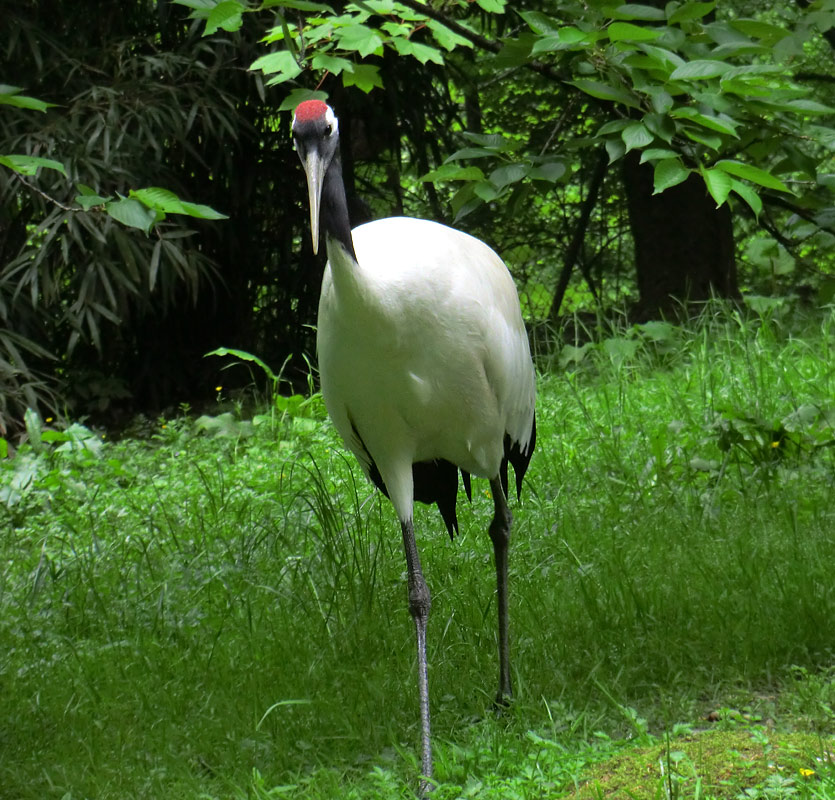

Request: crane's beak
left=301, top=150, right=326, bottom=256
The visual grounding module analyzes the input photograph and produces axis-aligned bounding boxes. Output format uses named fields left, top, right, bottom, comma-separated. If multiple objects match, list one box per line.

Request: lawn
left=1, top=302, right=835, bottom=799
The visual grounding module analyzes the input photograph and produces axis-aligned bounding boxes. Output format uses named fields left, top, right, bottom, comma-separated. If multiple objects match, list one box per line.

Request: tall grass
left=1, top=302, right=834, bottom=798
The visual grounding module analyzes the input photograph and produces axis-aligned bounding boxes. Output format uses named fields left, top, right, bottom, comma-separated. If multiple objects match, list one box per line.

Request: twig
left=13, top=172, right=77, bottom=213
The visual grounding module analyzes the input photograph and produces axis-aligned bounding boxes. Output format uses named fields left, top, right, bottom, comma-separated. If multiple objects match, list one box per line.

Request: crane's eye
left=324, top=124, right=333, bottom=137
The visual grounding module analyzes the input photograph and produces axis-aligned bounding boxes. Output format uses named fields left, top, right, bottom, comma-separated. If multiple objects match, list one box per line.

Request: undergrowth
left=1, top=301, right=834, bottom=799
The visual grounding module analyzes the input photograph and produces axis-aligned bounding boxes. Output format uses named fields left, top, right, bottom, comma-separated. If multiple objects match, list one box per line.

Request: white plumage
left=319, top=216, right=535, bottom=524
left=292, top=100, right=536, bottom=793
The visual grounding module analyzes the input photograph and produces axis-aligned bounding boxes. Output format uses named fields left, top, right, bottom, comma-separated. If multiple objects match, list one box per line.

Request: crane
left=292, top=99, right=536, bottom=793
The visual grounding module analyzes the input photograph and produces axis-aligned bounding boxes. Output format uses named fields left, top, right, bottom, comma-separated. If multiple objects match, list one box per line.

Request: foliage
left=2, top=304, right=835, bottom=797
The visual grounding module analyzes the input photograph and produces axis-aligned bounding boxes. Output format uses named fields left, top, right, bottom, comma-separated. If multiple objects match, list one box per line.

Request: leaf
left=608, top=21, right=662, bottom=41
left=476, top=0, right=505, bottom=12
left=729, top=179, right=762, bottom=218
left=178, top=201, right=229, bottom=220
left=341, top=63, right=383, bottom=93
left=669, top=60, right=731, bottom=80
left=606, top=138, right=626, bottom=163
left=670, top=109, right=738, bottom=137
left=529, top=161, right=566, bottom=182
left=621, top=122, right=654, bottom=152
left=311, top=54, right=355, bottom=74
left=74, top=192, right=111, bottom=210
left=0, top=90, right=55, bottom=112
left=0, top=155, right=66, bottom=176
left=714, top=160, right=790, bottom=193
left=567, top=79, right=640, bottom=108
left=700, top=166, right=733, bottom=207
left=489, top=163, right=529, bottom=188
left=667, top=2, right=715, bottom=25
left=427, top=20, right=473, bottom=50
left=392, top=38, right=444, bottom=65
left=250, top=51, right=302, bottom=82
left=681, top=127, right=722, bottom=150
left=606, top=4, right=667, bottom=21
left=639, top=147, right=679, bottom=163
left=105, top=197, right=157, bottom=232
left=420, top=164, right=485, bottom=182
left=730, top=18, right=791, bottom=44
left=335, top=24, right=384, bottom=57
left=518, top=10, right=560, bottom=34
left=204, top=0, right=244, bottom=35
left=653, top=158, right=690, bottom=193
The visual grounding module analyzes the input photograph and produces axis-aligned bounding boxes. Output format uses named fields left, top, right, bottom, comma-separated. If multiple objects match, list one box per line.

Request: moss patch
left=567, top=730, right=833, bottom=799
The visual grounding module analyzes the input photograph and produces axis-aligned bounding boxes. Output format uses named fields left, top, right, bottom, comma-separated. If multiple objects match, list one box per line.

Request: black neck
left=321, top=153, right=357, bottom=262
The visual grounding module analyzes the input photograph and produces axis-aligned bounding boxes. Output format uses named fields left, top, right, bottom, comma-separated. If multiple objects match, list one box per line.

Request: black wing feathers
left=350, top=414, right=536, bottom=540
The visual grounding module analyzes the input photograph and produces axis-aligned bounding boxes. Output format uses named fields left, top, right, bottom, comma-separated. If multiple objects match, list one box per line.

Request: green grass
left=2, top=302, right=835, bottom=799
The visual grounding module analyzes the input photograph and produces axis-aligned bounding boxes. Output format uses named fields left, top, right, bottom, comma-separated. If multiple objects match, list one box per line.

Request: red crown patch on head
left=294, top=100, right=329, bottom=122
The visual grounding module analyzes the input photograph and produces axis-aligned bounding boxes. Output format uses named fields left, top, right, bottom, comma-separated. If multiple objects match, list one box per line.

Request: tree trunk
left=622, top=151, right=739, bottom=319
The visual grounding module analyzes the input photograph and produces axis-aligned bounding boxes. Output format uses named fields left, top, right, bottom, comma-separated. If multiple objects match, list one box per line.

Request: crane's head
left=292, top=100, right=339, bottom=255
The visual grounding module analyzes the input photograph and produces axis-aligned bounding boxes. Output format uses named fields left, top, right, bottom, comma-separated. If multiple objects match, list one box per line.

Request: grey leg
left=401, top=518, right=433, bottom=794
left=488, top=477, right=513, bottom=705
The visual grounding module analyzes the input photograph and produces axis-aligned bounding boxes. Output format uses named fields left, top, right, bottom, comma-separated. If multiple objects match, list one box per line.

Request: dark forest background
left=2, top=0, right=834, bottom=431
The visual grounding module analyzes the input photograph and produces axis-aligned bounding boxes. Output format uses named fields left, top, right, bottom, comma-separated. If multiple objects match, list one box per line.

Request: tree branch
left=547, top=148, right=609, bottom=323
left=13, top=173, right=76, bottom=212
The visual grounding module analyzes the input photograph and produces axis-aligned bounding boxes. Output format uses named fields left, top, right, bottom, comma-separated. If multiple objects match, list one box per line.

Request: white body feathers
left=317, top=216, right=536, bottom=524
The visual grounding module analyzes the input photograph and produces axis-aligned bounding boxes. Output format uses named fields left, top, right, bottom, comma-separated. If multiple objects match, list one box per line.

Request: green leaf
left=178, top=201, right=229, bottom=220
left=311, top=54, right=355, bottom=74
left=608, top=21, right=662, bottom=41
left=204, top=0, right=244, bottom=35
left=606, top=138, right=626, bottom=163
left=74, top=192, right=111, bottom=210
left=131, top=187, right=188, bottom=213
left=653, top=158, right=690, bottom=193
left=640, top=147, right=679, bottom=163
left=518, top=10, right=560, bottom=34
left=729, top=178, right=762, bottom=217
left=0, top=90, right=55, bottom=112
left=421, top=164, right=485, bottom=182
left=251, top=51, right=302, bottom=82
left=105, top=197, right=157, bottom=232
left=132, top=188, right=229, bottom=221
left=529, top=161, right=566, bottom=182
left=567, top=79, right=640, bottom=108
left=621, top=122, right=654, bottom=152
left=335, top=24, right=384, bottom=57
left=667, top=2, right=715, bottom=25
left=643, top=112, right=675, bottom=143
left=427, top=19, right=473, bottom=50
left=700, top=166, right=733, bottom=207
left=476, top=0, right=505, bottom=12
left=0, top=155, right=66, bottom=176
left=670, top=108, right=738, bottom=137
left=729, top=19, right=791, bottom=44
left=714, top=160, right=790, bottom=193
left=597, top=119, right=631, bottom=136
left=489, top=163, right=529, bottom=188
left=669, top=60, right=731, bottom=80
left=606, top=4, right=666, bottom=21
left=341, top=63, right=383, bottom=93
left=681, top=127, right=722, bottom=150
left=392, top=37, right=444, bottom=65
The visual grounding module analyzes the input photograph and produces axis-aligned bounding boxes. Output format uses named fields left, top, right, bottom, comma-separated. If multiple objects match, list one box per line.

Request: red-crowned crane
left=292, top=100, right=536, bottom=793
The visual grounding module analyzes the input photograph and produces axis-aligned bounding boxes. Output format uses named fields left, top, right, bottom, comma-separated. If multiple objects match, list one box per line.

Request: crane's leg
left=488, top=477, right=513, bottom=705
left=401, top=518, right=433, bottom=794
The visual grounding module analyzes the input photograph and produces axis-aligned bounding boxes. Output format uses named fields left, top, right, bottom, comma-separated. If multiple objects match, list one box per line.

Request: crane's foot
left=493, top=689, right=514, bottom=714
